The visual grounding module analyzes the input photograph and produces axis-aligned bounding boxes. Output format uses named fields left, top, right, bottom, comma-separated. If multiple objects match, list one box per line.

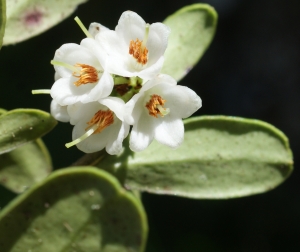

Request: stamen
left=129, top=24, right=150, bottom=65
left=85, top=110, right=114, bottom=134
left=31, top=89, right=51, bottom=94
left=74, top=16, right=93, bottom=38
left=145, top=94, right=170, bottom=118
left=72, top=63, right=99, bottom=86
left=51, top=61, right=99, bottom=86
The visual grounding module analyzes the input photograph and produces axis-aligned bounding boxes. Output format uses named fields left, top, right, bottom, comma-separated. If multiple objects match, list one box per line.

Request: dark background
left=1, top=0, right=300, bottom=251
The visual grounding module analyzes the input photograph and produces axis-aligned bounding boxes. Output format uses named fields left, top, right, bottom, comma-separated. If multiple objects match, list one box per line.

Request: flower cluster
left=45, top=11, right=202, bottom=155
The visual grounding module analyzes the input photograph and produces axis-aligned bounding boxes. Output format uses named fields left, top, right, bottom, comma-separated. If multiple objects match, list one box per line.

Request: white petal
left=106, top=55, right=136, bottom=77
left=72, top=119, right=109, bottom=153
left=80, top=38, right=107, bottom=68
left=154, top=117, right=184, bottom=148
left=68, top=102, right=103, bottom=125
left=124, top=92, right=143, bottom=125
left=106, top=121, right=130, bottom=155
left=137, top=56, right=165, bottom=80
left=81, top=71, right=114, bottom=103
left=97, top=30, right=126, bottom=57
left=97, top=30, right=135, bottom=77
left=100, top=97, right=126, bottom=121
left=50, top=100, right=70, bottom=122
left=129, top=114, right=156, bottom=152
left=69, top=102, right=128, bottom=154
left=51, top=77, right=93, bottom=106
left=147, top=23, right=170, bottom=65
left=53, top=44, right=101, bottom=78
left=162, top=85, right=202, bottom=119
left=54, top=72, right=61, bottom=81
left=116, top=11, right=146, bottom=45
left=140, top=74, right=177, bottom=93
left=88, top=22, right=110, bottom=38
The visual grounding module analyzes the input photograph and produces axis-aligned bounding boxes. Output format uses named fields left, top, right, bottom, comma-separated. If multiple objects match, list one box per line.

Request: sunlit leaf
left=0, top=109, right=57, bottom=154
left=98, top=116, right=293, bottom=199
left=162, top=4, right=217, bottom=81
left=0, top=167, right=148, bottom=252
left=3, top=0, right=88, bottom=45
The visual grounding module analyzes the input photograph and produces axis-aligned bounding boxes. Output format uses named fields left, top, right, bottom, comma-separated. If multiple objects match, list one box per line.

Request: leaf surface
left=99, top=116, right=293, bottom=199
left=0, top=139, right=52, bottom=193
left=161, top=4, right=217, bottom=81
left=3, top=0, right=87, bottom=45
left=0, top=109, right=57, bottom=154
left=0, top=0, right=5, bottom=48
left=0, top=167, right=148, bottom=252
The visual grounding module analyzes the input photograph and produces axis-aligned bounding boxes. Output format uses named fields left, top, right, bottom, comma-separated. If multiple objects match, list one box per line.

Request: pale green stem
left=74, top=16, right=93, bottom=38
left=32, top=89, right=51, bottom=94
left=65, top=126, right=97, bottom=148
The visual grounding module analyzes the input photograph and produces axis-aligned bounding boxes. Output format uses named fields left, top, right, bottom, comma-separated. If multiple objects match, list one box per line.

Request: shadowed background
left=0, top=0, right=299, bottom=251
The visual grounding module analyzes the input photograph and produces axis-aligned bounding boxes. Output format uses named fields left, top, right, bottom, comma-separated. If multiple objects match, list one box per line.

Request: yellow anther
left=129, top=39, right=148, bottom=65
left=73, top=63, right=99, bottom=86
left=85, top=110, right=114, bottom=134
left=145, top=94, right=170, bottom=118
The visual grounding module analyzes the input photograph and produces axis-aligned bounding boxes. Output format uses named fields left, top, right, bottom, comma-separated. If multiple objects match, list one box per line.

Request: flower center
left=129, top=24, right=150, bottom=65
left=85, top=110, right=114, bottom=134
left=129, top=39, right=148, bottom=65
left=73, top=63, right=99, bottom=86
left=145, top=94, right=170, bottom=118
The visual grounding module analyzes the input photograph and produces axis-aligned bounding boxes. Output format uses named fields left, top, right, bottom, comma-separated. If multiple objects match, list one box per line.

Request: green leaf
left=98, top=116, right=293, bottom=199
left=0, top=138, right=52, bottom=193
left=3, top=0, right=88, bottom=45
left=0, top=0, right=5, bottom=48
left=161, top=4, right=218, bottom=81
left=0, top=167, right=148, bottom=252
left=0, top=108, right=7, bottom=115
left=0, top=109, right=57, bottom=154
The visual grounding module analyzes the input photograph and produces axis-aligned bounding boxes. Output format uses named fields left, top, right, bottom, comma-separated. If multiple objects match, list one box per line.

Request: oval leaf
left=0, top=138, right=52, bottom=193
left=98, top=116, right=293, bottom=199
left=0, top=109, right=57, bottom=154
left=161, top=4, right=218, bottom=81
left=3, top=0, right=87, bottom=45
left=0, top=0, right=5, bottom=48
left=0, top=167, right=148, bottom=252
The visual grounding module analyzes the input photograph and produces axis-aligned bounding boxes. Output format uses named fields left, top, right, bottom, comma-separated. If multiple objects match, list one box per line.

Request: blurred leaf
left=161, top=4, right=217, bottom=81
left=0, top=0, right=5, bottom=48
left=0, top=138, right=52, bottom=193
left=0, top=109, right=57, bottom=154
left=98, top=116, right=293, bottom=199
left=0, top=167, right=148, bottom=252
left=0, top=108, right=7, bottom=115
left=3, top=0, right=88, bottom=45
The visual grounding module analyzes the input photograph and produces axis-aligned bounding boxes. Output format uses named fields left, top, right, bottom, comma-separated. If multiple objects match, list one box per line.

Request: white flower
left=125, top=74, right=202, bottom=152
left=50, top=38, right=113, bottom=106
left=96, top=11, right=170, bottom=80
left=66, top=97, right=129, bottom=155
left=50, top=99, right=70, bottom=122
